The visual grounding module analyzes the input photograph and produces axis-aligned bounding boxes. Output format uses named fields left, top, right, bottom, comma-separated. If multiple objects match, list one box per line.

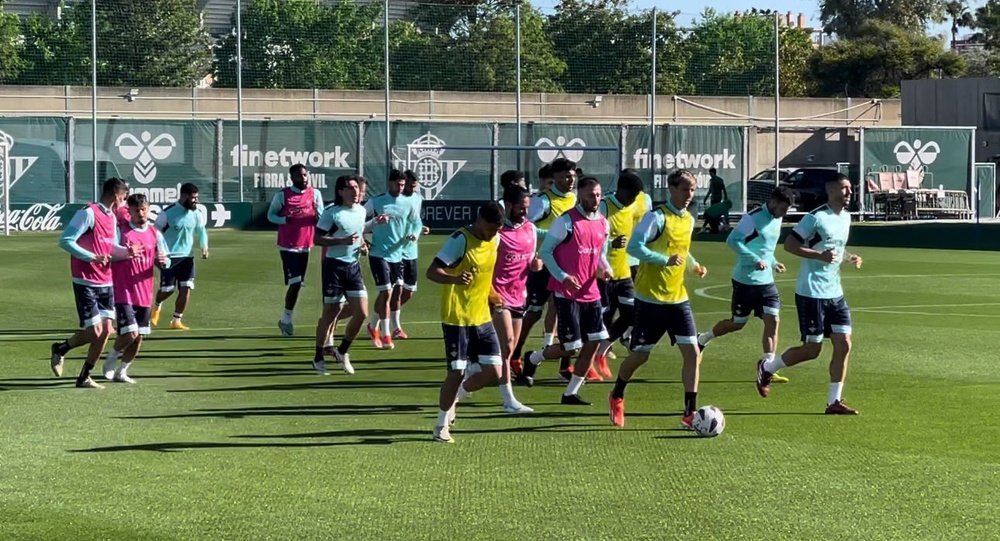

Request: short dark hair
left=577, top=176, right=601, bottom=192
left=403, top=169, right=418, bottom=183
left=478, top=201, right=504, bottom=225
left=709, top=167, right=717, bottom=175
left=126, top=193, right=147, bottom=207
left=667, top=170, right=697, bottom=187
left=180, top=182, right=199, bottom=196
left=620, top=168, right=645, bottom=192
left=353, top=174, right=368, bottom=186
left=289, top=163, right=307, bottom=177
left=101, top=177, right=128, bottom=197
left=616, top=171, right=643, bottom=194
left=388, top=169, right=406, bottom=183
left=550, top=158, right=577, bottom=175
left=538, top=164, right=553, bottom=180
left=334, top=175, right=360, bottom=206
left=828, top=173, right=851, bottom=185
left=500, top=170, right=526, bottom=190
left=502, top=185, right=530, bottom=206
left=770, top=185, right=794, bottom=204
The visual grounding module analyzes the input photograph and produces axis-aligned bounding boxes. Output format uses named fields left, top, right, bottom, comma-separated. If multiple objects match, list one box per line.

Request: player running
left=102, top=193, right=170, bottom=383
left=391, top=169, right=429, bottom=340
left=608, top=170, right=709, bottom=429
left=697, top=186, right=794, bottom=383
left=756, top=174, right=863, bottom=415
left=267, top=163, right=324, bottom=336
left=151, top=183, right=209, bottom=330
left=427, top=203, right=505, bottom=443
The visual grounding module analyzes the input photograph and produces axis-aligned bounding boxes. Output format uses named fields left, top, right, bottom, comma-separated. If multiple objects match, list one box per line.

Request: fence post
left=67, top=116, right=76, bottom=204
left=215, top=119, right=224, bottom=201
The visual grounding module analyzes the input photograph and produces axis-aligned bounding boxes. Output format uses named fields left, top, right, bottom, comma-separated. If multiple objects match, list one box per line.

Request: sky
left=530, top=0, right=986, bottom=41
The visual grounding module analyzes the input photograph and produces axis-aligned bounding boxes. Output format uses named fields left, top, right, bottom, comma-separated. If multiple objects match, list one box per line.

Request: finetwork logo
left=392, top=133, right=466, bottom=200
left=535, top=136, right=586, bottom=162
left=893, top=139, right=940, bottom=170
left=115, top=131, right=177, bottom=184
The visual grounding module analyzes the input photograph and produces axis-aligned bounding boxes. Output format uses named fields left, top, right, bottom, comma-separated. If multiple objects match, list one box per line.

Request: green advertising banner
left=626, top=125, right=746, bottom=213
left=0, top=202, right=252, bottom=232
left=861, top=127, right=974, bottom=193
left=0, top=117, right=69, bottom=204
left=75, top=119, right=217, bottom=204
left=223, top=120, right=358, bottom=203
left=498, top=123, right=622, bottom=192
left=364, top=122, right=493, bottom=200
left=975, top=163, right=996, bottom=219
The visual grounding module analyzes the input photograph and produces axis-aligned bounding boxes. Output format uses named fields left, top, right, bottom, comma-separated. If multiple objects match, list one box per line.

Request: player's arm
left=426, top=233, right=470, bottom=285
left=626, top=211, right=671, bottom=267
left=154, top=208, right=169, bottom=232
left=313, top=190, right=325, bottom=219
left=314, top=211, right=352, bottom=246
left=58, top=207, right=98, bottom=261
left=844, top=249, right=863, bottom=269
left=154, top=230, right=172, bottom=269
left=196, top=212, right=209, bottom=258
left=538, top=214, right=573, bottom=283
left=726, top=214, right=763, bottom=264
left=784, top=214, right=834, bottom=263
left=109, top=223, right=136, bottom=262
left=266, top=192, right=286, bottom=225
left=598, top=219, right=613, bottom=278
left=527, top=194, right=550, bottom=237
left=686, top=218, right=707, bottom=277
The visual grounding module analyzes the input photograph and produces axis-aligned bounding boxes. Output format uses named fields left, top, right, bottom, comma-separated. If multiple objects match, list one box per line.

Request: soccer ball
left=693, top=405, right=725, bottom=437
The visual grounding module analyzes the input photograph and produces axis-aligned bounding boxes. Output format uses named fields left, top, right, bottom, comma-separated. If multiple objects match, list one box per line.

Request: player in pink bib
left=102, top=194, right=170, bottom=383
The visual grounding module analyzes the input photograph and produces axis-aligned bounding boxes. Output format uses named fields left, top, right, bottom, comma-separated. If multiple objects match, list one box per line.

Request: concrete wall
left=0, top=85, right=900, bottom=128
left=902, top=78, right=998, bottom=162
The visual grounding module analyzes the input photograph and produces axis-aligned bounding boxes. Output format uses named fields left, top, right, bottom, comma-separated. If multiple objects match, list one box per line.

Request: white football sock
left=564, top=375, right=585, bottom=396
left=529, top=350, right=545, bottom=365
left=698, top=331, right=714, bottom=346
left=499, top=382, right=516, bottom=405
left=379, top=319, right=391, bottom=337
left=436, top=409, right=450, bottom=427
left=457, top=381, right=470, bottom=401
left=762, top=352, right=775, bottom=362
left=324, top=333, right=335, bottom=347
left=828, top=382, right=844, bottom=405
left=763, top=354, right=786, bottom=373
left=391, top=311, right=401, bottom=332
left=105, top=349, right=119, bottom=365
left=118, top=361, right=132, bottom=376
left=543, top=332, right=555, bottom=347
left=281, top=309, right=293, bottom=323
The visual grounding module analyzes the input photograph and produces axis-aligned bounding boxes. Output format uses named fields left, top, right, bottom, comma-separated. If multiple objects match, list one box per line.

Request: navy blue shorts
left=115, top=303, right=152, bottom=336
left=731, top=280, right=781, bottom=323
left=795, top=294, right=852, bottom=343
left=629, top=299, right=697, bottom=351
left=442, top=323, right=502, bottom=371
left=322, top=258, right=367, bottom=304
left=555, top=297, right=608, bottom=351
left=601, top=278, right=635, bottom=313
left=280, top=250, right=311, bottom=286
left=368, top=255, right=403, bottom=293
left=159, top=256, right=195, bottom=291
left=401, top=258, right=419, bottom=291
left=73, top=283, right=115, bottom=329
left=526, top=267, right=551, bottom=310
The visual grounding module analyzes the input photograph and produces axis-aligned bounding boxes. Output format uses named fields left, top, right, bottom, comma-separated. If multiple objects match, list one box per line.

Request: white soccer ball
left=693, top=405, right=725, bottom=437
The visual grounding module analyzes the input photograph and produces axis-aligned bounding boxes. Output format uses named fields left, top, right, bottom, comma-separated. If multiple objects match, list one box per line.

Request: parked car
left=747, top=167, right=852, bottom=213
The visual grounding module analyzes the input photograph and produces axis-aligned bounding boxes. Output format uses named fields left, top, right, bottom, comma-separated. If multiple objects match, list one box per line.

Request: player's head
left=126, top=193, right=149, bottom=226
left=826, top=173, right=852, bottom=208
left=667, top=169, right=697, bottom=210
left=335, top=175, right=361, bottom=206
left=621, top=168, right=645, bottom=192
left=354, top=174, right=369, bottom=201
left=577, top=176, right=602, bottom=213
left=550, top=158, right=577, bottom=193
left=402, top=169, right=418, bottom=196
left=500, top=169, right=527, bottom=192
left=614, top=171, right=642, bottom=207
left=502, top=185, right=530, bottom=224
left=767, top=185, right=794, bottom=218
left=101, top=177, right=129, bottom=208
left=473, top=201, right=504, bottom=241
left=387, top=169, right=405, bottom=197
left=537, top=163, right=553, bottom=190
left=179, top=183, right=200, bottom=211
left=289, top=163, right=309, bottom=189
left=709, top=167, right=717, bottom=176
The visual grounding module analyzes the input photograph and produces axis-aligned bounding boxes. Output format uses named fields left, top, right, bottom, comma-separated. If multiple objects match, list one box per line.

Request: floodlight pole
left=516, top=2, right=522, bottom=169
left=650, top=8, right=657, bottom=188
left=237, top=0, right=245, bottom=202
left=773, top=12, right=780, bottom=182
left=91, top=0, right=98, bottom=200
left=384, top=0, right=391, bottom=168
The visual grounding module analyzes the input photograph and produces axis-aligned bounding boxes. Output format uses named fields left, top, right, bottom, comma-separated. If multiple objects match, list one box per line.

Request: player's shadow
left=452, top=423, right=623, bottom=435
left=168, top=379, right=442, bottom=393
left=0, top=329, right=71, bottom=335
left=70, top=428, right=429, bottom=453
left=0, top=377, right=82, bottom=390
left=116, top=404, right=428, bottom=420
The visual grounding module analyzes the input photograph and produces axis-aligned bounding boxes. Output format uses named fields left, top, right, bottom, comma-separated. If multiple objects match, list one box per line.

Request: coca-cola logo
left=0, top=203, right=66, bottom=231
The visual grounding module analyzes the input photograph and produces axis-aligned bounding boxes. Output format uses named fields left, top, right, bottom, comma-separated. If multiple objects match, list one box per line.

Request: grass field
left=1, top=230, right=998, bottom=540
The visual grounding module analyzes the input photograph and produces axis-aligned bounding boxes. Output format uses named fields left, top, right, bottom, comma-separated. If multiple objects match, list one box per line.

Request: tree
left=810, top=20, right=965, bottom=98
left=18, top=12, right=90, bottom=85
left=0, top=3, right=25, bottom=83
left=945, top=1, right=974, bottom=45
left=683, top=10, right=815, bottom=97
left=820, top=0, right=948, bottom=37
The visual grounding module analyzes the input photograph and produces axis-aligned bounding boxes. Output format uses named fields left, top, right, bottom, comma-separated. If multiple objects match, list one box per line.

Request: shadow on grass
left=0, top=377, right=78, bottom=389
left=168, top=379, right=442, bottom=393
left=117, top=403, right=429, bottom=420
left=70, top=428, right=433, bottom=453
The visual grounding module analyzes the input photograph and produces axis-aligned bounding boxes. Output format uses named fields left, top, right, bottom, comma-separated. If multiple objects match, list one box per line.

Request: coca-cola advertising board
left=0, top=203, right=253, bottom=232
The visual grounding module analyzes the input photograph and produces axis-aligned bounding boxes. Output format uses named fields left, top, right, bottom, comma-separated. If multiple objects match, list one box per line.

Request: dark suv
left=747, top=167, right=845, bottom=213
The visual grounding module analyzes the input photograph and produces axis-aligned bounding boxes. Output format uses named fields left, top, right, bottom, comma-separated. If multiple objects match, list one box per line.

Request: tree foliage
left=819, top=0, right=949, bottom=36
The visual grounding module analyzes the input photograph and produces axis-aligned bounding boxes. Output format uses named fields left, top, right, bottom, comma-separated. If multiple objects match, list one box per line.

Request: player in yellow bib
left=608, top=170, right=709, bottom=430
left=426, top=202, right=505, bottom=443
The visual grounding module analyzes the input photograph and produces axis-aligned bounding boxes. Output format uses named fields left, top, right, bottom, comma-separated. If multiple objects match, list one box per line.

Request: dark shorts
left=401, top=258, right=419, bottom=291
left=442, top=323, right=502, bottom=371
left=795, top=294, right=852, bottom=343
left=115, top=303, right=152, bottom=336
left=526, top=267, right=551, bottom=310
left=73, top=283, right=115, bottom=329
left=555, top=297, right=608, bottom=351
left=629, top=299, right=698, bottom=351
left=322, top=258, right=367, bottom=304
left=369, top=255, right=403, bottom=293
left=493, top=304, right=527, bottom=320
left=731, top=280, right=781, bottom=322
left=601, top=278, right=636, bottom=313
left=280, top=250, right=311, bottom=286
left=159, top=256, right=195, bottom=291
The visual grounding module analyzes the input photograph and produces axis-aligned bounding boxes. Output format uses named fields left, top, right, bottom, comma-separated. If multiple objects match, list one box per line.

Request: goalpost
left=1, top=130, right=11, bottom=236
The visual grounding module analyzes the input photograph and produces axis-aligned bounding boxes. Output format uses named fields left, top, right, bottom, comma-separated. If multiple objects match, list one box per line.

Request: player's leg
left=393, top=259, right=418, bottom=340
left=314, top=261, right=346, bottom=375
left=278, top=251, right=308, bottom=336
left=331, top=264, right=369, bottom=374
left=434, top=325, right=473, bottom=443
left=77, top=291, right=115, bottom=388
left=759, top=287, right=791, bottom=383
left=52, top=284, right=100, bottom=377
left=669, top=302, right=702, bottom=428
left=608, top=300, right=669, bottom=427
left=152, top=257, right=181, bottom=326
left=169, top=258, right=195, bottom=330
left=493, top=308, right=531, bottom=413
left=511, top=268, right=548, bottom=364
left=519, top=297, right=581, bottom=387
left=114, top=307, right=149, bottom=383
left=758, top=294, right=824, bottom=397
left=366, top=256, right=392, bottom=349
left=825, top=298, right=857, bottom=415
left=568, top=300, right=610, bottom=396
left=105, top=303, right=139, bottom=380
left=698, top=281, right=750, bottom=348
left=388, top=284, right=403, bottom=342
left=461, top=324, right=503, bottom=394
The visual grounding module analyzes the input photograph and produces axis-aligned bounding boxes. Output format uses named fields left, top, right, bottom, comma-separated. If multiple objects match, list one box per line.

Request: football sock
left=611, top=377, right=629, bottom=399
left=55, top=341, right=71, bottom=356
left=172, top=312, right=183, bottom=321
left=281, top=309, right=293, bottom=323
left=314, top=346, right=324, bottom=362
left=499, top=382, right=516, bottom=404
left=698, top=331, right=714, bottom=346
left=684, top=392, right=698, bottom=416
left=528, top=350, right=544, bottom=365
left=828, top=382, right=844, bottom=405
left=390, top=311, right=401, bottom=332
left=77, top=363, right=93, bottom=383
left=436, top=409, right=450, bottom=427
left=543, top=332, right=555, bottom=347
left=337, top=339, right=352, bottom=355
left=763, top=354, right=786, bottom=373
left=118, top=361, right=132, bottom=376
left=762, top=352, right=775, bottom=363
left=564, top=375, right=585, bottom=396
left=379, top=319, right=391, bottom=337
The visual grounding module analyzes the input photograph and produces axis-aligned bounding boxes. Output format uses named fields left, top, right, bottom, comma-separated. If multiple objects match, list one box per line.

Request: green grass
left=1, top=231, right=998, bottom=540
